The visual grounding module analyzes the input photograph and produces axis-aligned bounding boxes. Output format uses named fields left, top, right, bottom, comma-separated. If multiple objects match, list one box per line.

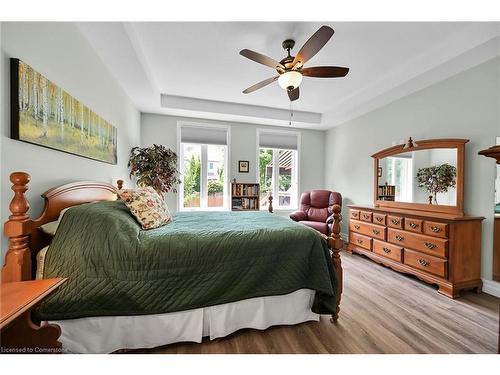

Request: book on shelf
left=231, top=182, right=260, bottom=211
left=377, top=184, right=396, bottom=201
left=231, top=183, right=259, bottom=197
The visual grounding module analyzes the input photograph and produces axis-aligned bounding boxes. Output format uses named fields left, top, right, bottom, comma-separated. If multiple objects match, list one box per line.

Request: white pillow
left=40, top=206, right=73, bottom=236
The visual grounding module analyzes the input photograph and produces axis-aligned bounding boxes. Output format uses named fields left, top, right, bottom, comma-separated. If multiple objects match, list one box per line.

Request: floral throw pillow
left=118, top=187, right=172, bottom=230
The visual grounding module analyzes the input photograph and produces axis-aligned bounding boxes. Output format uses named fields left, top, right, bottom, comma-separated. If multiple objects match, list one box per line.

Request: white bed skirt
left=48, top=289, right=319, bottom=353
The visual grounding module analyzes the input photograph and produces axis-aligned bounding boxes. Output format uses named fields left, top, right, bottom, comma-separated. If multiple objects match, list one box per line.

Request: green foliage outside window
left=183, top=155, right=201, bottom=204
left=259, top=149, right=273, bottom=193
left=279, top=173, right=291, bottom=191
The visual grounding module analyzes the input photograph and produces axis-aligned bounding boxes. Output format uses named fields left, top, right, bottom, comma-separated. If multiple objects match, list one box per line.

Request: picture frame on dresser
left=348, top=138, right=484, bottom=298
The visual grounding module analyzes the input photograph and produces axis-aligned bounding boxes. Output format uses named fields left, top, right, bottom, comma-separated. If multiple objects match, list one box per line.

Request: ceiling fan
left=239, top=25, right=349, bottom=102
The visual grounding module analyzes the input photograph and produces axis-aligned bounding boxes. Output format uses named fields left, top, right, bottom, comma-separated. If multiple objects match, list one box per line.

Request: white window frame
left=388, top=156, right=413, bottom=202
left=177, top=121, right=231, bottom=211
left=256, top=128, right=301, bottom=211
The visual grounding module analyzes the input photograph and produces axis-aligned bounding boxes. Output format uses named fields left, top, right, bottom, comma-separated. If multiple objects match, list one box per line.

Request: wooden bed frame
left=2, top=171, right=344, bottom=323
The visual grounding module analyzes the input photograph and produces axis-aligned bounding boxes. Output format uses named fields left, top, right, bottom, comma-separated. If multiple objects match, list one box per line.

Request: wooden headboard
left=2, top=172, right=120, bottom=282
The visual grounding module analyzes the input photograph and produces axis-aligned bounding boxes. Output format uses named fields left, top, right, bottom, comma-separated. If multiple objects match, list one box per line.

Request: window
left=179, top=124, right=229, bottom=211
left=387, top=156, right=413, bottom=202
left=257, top=130, right=299, bottom=210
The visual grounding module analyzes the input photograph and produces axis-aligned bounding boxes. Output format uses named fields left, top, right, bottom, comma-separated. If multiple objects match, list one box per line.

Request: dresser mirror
left=372, top=138, right=467, bottom=215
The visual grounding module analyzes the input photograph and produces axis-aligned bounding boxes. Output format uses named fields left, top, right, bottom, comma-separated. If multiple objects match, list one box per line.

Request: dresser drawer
left=359, top=211, right=373, bottom=223
left=404, top=249, right=447, bottom=278
left=404, top=218, right=423, bottom=233
left=387, top=228, right=448, bottom=258
left=423, top=221, right=449, bottom=239
left=373, top=240, right=403, bottom=262
left=349, top=220, right=386, bottom=240
left=387, top=215, right=404, bottom=229
left=373, top=213, right=386, bottom=225
left=350, top=232, right=372, bottom=250
left=350, top=209, right=360, bottom=220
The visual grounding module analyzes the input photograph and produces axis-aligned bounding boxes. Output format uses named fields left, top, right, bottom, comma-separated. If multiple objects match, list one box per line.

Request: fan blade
left=240, top=49, right=284, bottom=70
left=301, top=66, right=349, bottom=78
left=292, top=26, right=334, bottom=68
left=287, top=87, right=299, bottom=101
left=242, top=76, right=279, bottom=94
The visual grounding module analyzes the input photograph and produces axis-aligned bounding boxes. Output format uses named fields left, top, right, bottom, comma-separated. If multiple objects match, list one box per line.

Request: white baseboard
left=482, top=279, right=500, bottom=298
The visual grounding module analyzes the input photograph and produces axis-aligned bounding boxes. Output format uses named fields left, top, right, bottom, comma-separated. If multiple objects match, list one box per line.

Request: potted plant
left=128, top=144, right=181, bottom=194
left=416, top=163, right=457, bottom=205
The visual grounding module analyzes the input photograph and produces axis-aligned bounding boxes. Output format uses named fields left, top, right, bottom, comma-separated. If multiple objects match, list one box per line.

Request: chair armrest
left=289, top=211, right=307, bottom=222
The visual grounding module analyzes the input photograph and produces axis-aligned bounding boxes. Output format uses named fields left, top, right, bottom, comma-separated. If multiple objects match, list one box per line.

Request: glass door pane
left=182, top=143, right=201, bottom=209
left=207, top=145, right=226, bottom=208
left=259, top=148, right=273, bottom=210
left=278, top=150, right=293, bottom=208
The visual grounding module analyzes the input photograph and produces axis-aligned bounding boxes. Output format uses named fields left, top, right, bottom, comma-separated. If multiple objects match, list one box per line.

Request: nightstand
left=1, top=278, right=67, bottom=353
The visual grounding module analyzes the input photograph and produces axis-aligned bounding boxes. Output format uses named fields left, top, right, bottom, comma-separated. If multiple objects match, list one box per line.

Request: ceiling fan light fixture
left=278, top=71, right=303, bottom=90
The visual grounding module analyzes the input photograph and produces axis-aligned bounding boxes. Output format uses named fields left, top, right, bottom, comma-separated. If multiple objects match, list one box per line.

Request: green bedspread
left=38, top=200, right=337, bottom=320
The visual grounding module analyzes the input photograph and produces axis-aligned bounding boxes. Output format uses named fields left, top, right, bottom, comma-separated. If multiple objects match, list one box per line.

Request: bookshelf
left=231, top=182, right=260, bottom=211
left=377, top=184, right=396, bottom=201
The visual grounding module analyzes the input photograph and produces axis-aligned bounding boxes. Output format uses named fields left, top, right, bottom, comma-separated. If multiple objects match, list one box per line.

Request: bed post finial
left=329, top=203, right=343, bottom=322
left=268, top=193, right=273, bottom=213
left=2, top=172, right=32, bottom=282
left=117, top=179, right=124, bottom=190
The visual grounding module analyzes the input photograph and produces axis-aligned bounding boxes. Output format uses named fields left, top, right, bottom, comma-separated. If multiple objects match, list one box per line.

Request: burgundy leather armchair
left=289, top=190, right=342, bottom=235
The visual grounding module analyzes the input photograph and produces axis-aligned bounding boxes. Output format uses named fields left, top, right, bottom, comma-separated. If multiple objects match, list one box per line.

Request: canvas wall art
left=10, top=58, right=117, bottom=164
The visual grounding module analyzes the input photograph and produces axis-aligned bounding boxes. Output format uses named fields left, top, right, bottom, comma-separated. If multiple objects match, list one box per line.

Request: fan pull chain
left=289, top=101, right=293, bottom=126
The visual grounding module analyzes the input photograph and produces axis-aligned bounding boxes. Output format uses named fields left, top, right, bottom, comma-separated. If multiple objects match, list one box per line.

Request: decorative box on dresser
left=347, top=205, right=483, bottom=298
left=348, top=138, right=484, bottom=298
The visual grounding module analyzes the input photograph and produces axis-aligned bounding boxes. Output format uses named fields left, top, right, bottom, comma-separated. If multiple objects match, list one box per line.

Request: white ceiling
left=77, top=22, right=500, bottom=129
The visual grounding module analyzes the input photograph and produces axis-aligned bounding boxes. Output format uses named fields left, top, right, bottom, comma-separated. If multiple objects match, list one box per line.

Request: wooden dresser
left=347, top=205, right=483, bottom=298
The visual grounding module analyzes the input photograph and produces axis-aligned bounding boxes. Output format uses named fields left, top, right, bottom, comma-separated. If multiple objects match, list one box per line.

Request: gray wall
left=141, top=113, right=326, bottom=215
left=324, top=57, right=500, bottom=281
left=1, top=23, right=141, bottom=256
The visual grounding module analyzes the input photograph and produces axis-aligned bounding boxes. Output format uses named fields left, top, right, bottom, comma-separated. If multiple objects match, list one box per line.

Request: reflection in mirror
left=378, top=148, right=458, bottom=206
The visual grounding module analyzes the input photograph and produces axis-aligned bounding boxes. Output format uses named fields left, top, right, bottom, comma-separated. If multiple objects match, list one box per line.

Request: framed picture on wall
left=239, top=160, right=249, bottom=173
left=10, top=58, right=118, bottom=164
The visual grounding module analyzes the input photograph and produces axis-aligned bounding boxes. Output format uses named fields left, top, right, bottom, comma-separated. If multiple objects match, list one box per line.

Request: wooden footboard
left=329, top=204, right=343, bottom=322
left=266, top=194, right=343, bottom=321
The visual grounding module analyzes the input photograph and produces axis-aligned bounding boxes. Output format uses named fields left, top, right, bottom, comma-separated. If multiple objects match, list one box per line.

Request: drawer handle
left=409, top=223, right=418, bottom=229
left=425, top=242, right=437, bottom=249
left=430, top=226, right=441, bottom=233
left=391, top=219, right=400, bottom=225
left=356, top=239, right=363, bottom=244
left=383, top=247, right=391, bottom=253
left=363, top=214, right=370, bottom=219
left=376, top=217, right=384, bottom=222
left=418, top=258, right=430, bottom=267
left=373, top=229, right=381, bottom=235
left=354, top=225, right=360, bottom=230
left=395, top=235, right=404, bottom=241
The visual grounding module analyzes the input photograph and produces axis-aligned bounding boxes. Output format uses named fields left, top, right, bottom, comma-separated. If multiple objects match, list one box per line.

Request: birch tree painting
left=11, top=59, right=117, bottom=164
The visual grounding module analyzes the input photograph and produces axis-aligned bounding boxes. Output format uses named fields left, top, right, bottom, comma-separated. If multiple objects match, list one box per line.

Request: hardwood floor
left=128, top=251, right=499, bottom=354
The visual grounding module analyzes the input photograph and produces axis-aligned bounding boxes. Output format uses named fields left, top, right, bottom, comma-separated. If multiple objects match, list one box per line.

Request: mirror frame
left=372, top=138, right=468, bottom=216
